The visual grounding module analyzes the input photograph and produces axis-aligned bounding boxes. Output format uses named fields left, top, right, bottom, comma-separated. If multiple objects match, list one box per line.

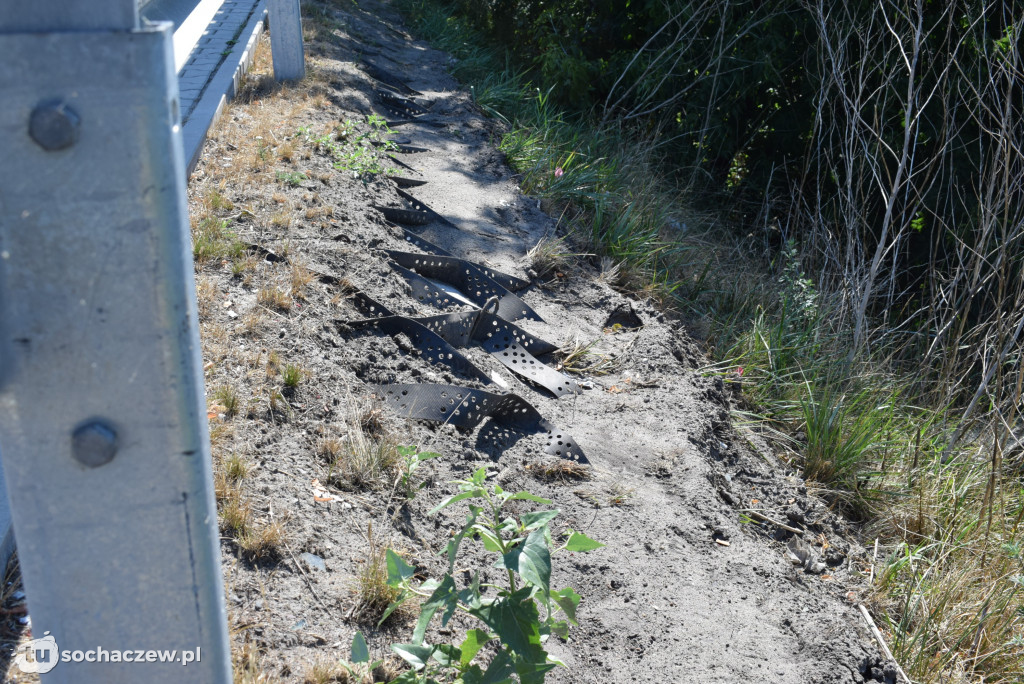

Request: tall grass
left=395, top=1, right=1024, bottom=680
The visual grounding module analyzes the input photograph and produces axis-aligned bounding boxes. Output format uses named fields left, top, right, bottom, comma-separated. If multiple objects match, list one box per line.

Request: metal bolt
left=71, top=421, right=117, bottom=468
left=29, top=100, right=80, bottom=151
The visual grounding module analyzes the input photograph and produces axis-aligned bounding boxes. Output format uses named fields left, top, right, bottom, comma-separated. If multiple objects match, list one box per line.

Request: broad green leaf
left=389, top=671, right=420, bottom=684
left=386, top=549, right=416, bottom=585
left=397, top=445, right=417, bottom=458
left=546, top=652, right=567, bottom=668
left=549, top=586, right=581, bottom=624
left=414, top=575, right=458, bottom=644
left=431, top=644, right=461, bottom=668
left=418, top=578, right=442, bottom=593
left=478, top=649, right=515, bottom=684
left=458, top=570, right=482, bottom=610
left=473, top=525, right=504, bottom=553
left=514, top=656, right=557, bottom=684
left=417, top=450, right=441, bottom=461
left=509, top=491, right=552, bottom=504
left=350, top=631, right=369, bottom=664
left=503, top=529, right=551, bottom=594
left=392, top=643, right=434, bottom=671
left=430, top=490, right=477, bottom=515
left=470, top=467, right=488, bottom=484
left=547, top=618, right=570, bottom=640
left=563, top=530, right=604, bottom=552
left=471, top=588, right=545, bottom=659
left=459, top=629, right=492, bottom=667
left=519, top=510, right=560, bottom=531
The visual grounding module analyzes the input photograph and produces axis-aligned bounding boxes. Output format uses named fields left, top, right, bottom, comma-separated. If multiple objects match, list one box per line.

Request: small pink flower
left=736, top=366, right=744, bottom=376
left=554, top=167, right=564, bottom=178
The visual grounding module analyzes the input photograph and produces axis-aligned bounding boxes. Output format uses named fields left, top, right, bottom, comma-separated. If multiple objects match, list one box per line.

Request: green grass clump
left=193, top=217, right=245, bottom=265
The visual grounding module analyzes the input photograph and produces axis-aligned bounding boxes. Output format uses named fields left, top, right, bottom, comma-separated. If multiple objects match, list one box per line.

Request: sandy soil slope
left=176, top=1, right=902, bottom=681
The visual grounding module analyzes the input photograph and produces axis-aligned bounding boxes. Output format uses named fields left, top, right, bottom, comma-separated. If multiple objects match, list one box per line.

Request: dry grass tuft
left=555, top=336, right=616, bottom=375
left=233, top=635, right=280, bottom=684
left=197, top=276, right=218, bottom=320
left=353, top=523, right=400, bottom=623
left=303, top=658, right=349, bottom=684
left=258, top=286, right=292, bottom=312
left=527, top=459, right=591, bottom=483
left=290, top=259, right=315, bottom=299
left=527, top=235, right=575, bottom=278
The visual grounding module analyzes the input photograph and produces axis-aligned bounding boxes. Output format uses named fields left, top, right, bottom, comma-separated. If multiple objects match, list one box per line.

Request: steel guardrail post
left=0, top=2, right=232, bottom=681
left=267, top=0, right=305, bottom=81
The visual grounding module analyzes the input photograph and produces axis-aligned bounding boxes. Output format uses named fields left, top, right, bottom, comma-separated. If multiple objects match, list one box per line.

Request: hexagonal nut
left=29, top=100, right=80, bottom=151
left=71, top=421, right=118, bottom=468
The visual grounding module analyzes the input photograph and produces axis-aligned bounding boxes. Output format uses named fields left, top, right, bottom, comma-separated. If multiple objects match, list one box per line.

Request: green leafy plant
left=298, top=115, right=398, bottom=177
left=275, top=170, right=308, bottom=186
left=341, top=631, right=382, bottom=682
left=382, top=467, right=603, bottom=683
left=396, top=445, right=441, bottom=500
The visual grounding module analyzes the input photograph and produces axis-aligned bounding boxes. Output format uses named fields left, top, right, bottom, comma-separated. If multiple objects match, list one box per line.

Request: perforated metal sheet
left=392, top=176, right=427, bottom=188
left=421, top=311, right=577, bottom=397
left=386, top=154, right=422, bottom=176
left=395, top=188, right=458, bottom=227
left=375, top=205, right=430, bottom=225
left=346, top=316, right=489, bottom=383
left=378, top=90, right=429, bottom=116
left=362, top=63, right=423, bottom=96
left=349, top=306, right=578, bottom=397
left=398, top=231, right=530, bottom=292
left=377, top=383, right=587, bottom=462
left=388, top=251, right=542, bottom=321
left=373, top=187, right=454, bottom=228
left=384, top=113, right=446, bottom=128
left=372, top=139, right=430, bottom=154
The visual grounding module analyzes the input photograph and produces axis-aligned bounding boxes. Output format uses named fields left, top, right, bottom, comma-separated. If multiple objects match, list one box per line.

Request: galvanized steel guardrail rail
left=0, top=1, right=304, bottom=680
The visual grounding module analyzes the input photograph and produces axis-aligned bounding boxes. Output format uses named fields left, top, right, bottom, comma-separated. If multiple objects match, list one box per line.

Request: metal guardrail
left=0, top=0, right=303, bottom=680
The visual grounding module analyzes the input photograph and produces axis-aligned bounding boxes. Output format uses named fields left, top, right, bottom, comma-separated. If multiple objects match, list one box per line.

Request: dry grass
left=233, top=636, right=280, bottom=684
left=303, top=658, right=349, bottom=684
left=353, top=523, right=400, bottom=623
left=290, top=259, right=315, bottom=299
left=197, top=276, right=218, bottom=320
left=527, top=235, right=575, bottom=278
left=258, top=285, right=292, bottom=312
left=555, top=336, right=616, bottom=375
left=527, top=459, right=591, bottom=483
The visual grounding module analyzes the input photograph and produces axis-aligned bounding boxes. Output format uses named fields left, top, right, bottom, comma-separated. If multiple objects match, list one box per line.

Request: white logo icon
left=15, top=632, right=59, bottom=673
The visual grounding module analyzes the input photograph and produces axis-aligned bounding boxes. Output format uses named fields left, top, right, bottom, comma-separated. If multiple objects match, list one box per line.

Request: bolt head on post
left=29, top=100, right=80, bottom=151
left=71, top=421, right=118, bottom=468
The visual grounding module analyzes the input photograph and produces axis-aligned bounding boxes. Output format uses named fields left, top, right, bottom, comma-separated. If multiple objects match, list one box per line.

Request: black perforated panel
left=387, top=252, right=541, bottom=321
left=376, top=383, right=587, bottom=462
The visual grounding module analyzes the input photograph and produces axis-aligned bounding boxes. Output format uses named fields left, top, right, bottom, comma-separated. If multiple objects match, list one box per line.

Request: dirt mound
left=187, top=1, right=896, bottom=681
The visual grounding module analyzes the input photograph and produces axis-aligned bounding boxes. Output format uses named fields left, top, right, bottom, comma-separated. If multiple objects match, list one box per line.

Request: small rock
left=785, top=505, right=806, bottom=525
left=300, top=552, right=326, bottom=572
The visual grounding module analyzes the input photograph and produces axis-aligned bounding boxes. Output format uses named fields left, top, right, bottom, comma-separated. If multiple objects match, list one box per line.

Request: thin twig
left=739, top=508, right=804, bottom=534
left=858, top=604, right=912, bottom=684
left=283, top=541, right=331, bottom=611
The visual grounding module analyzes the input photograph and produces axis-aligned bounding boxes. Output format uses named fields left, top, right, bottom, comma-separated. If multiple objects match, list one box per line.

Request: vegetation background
left=393, top=0, right=1024, bottom=681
